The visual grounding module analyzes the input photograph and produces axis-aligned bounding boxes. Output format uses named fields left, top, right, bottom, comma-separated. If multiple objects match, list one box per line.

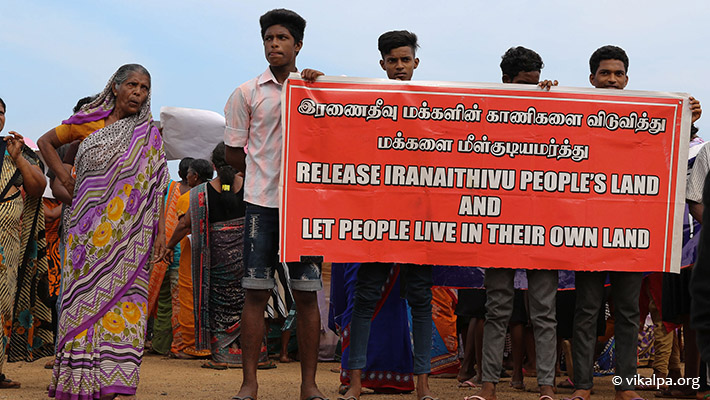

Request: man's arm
left=226, top=146, right=246, bottom=174
left=689, top=200, right=704, bottom=223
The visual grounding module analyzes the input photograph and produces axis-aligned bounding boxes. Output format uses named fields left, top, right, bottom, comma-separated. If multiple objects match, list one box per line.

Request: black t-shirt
left=207, top=182, right=245, bottom=223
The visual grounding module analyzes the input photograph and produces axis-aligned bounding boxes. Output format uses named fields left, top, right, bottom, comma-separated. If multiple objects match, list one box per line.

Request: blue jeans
left=242, top=203, right=322, bottom=291
left=348, top=263, right=433, bottom=375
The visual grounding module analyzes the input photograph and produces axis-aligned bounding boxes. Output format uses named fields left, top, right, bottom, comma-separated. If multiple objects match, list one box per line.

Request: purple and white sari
left=49, top=70, right=168, bottom=400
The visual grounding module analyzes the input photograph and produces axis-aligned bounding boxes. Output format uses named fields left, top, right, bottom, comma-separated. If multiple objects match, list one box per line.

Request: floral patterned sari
left=49, top=71, right=168, bottom=399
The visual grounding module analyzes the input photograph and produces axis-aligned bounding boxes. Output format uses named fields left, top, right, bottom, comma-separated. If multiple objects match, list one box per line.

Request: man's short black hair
left=500, top=46, right=544, bottom=79
left=189, top=159, right=213, bottom=182
left=0, top=97, right=5, bottom=112
left=179, top=157, right=195, bottom=180
left=260, top=9, right=306, bottom=43
left=589, top=45, right=629, bottom=74
left=378, top=30, right=419, bottom=58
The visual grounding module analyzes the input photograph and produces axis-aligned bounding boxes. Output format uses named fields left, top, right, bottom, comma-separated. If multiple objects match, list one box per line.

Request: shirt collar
left=258, top=66, right=299, bottom=86
left=258, top=67, right=281, bottom=86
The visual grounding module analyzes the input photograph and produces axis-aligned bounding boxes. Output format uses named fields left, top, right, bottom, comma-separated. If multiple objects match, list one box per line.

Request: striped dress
left=49, top=86, right=168, bottom=399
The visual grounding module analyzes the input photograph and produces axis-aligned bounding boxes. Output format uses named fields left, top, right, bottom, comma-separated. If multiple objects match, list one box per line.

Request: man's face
left=263, top=24, right=302, bottom=68
left=380, top=46, right=419, bottom=81
left=504, top=70, right=540, bottom=85
left=590, top=59, right=628, bottom=89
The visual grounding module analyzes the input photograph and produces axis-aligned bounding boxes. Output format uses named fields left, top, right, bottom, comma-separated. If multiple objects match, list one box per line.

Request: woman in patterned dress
left=38, top=64, right=168, bottom=400
left=0, top=97, right=48, bottom=389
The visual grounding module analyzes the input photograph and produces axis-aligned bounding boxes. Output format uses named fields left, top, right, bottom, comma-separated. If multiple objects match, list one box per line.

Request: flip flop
left=228, top=360, right=277, bottom=370
left=458, top=380, right=477, bottom=388
left=336, top=397, right=357, bottom=400
left=258, top=360, right=277, bottom=370
left=230, top=397, right=254, bottom=400
left=304, top=397, right=330, bottom=400
left=463, top=396, right=488, bottom=400
left=201, top=361, right=227, bottom=370
left=557, top=378, right=575, bottom=389
left=419, top=396, right=439, bottom=400
left=539, top=396, right=554, bottom=400
left=561, top=397, right=587, bottom=400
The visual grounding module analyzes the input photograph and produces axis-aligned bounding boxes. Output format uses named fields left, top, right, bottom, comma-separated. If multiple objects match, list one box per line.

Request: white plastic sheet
left=160, top=106, right=225, bottom=161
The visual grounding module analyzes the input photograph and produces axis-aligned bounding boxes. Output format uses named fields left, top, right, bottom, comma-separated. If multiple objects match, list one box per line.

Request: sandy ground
left=2, top=354, right=646, bottom=400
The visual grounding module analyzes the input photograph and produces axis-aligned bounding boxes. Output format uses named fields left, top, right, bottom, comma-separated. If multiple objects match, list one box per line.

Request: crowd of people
left=0, top=6, right=709, bottom=400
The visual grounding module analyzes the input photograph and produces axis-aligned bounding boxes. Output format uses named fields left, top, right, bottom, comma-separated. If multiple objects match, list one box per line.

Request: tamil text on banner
left=280, top=74, right=691, bottom=273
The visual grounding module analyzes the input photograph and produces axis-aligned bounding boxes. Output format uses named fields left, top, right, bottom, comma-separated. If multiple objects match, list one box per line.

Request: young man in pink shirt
left=224, top=8, right=324, bottom=400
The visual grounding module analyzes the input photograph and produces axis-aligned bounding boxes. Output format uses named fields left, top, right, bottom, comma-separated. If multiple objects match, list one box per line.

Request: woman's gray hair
left=112, top=64, right=151, bottom=89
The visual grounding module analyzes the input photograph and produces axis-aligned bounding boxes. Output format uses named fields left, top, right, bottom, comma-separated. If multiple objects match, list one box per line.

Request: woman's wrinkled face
left=113, top=71, right=150, bottom=117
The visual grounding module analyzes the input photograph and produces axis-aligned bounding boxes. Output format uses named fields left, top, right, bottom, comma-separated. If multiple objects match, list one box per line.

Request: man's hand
left=690, top=96, right=702, bottom=123
left=301, top=69, right=324, bottom=83
left=538, top=80, right=559, bottom=91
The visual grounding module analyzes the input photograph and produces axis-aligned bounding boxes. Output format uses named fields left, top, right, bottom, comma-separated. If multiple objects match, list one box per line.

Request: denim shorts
left=243, top=203, right=322, bottom=291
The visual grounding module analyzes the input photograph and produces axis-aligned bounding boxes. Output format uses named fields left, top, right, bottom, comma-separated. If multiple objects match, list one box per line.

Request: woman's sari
left=147, top=180, right=181, bottom=314
left=190, top=183, right=267, bottom=364
left=49, top=72, right=168, bottom=399
left=147, top=180, right=181, bottom=355
left=330, top=263, right=415, bottom=393
left=427, top=287, right=459, bottom=376
left=0, top=141, right=53, bottom=366
left=171, top=192, right=210, bottom=357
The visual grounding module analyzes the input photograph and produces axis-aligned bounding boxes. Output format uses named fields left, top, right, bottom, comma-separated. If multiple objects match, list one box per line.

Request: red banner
left=280, top=75, right=691, bottom=272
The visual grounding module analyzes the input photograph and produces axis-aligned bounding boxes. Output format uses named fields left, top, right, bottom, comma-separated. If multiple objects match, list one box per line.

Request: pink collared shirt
left=224, top=67, right=284, bottom=208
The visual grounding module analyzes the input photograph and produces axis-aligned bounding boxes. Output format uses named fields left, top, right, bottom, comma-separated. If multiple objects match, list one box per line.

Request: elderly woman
left=0, top=98, right=48, bottom=388
left=38, top=64, right=168, bottom=400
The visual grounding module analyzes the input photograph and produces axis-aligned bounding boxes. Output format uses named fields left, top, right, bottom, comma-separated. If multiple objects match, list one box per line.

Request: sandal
left=458, top=380, right=477, bottom=388
left=201, top=361, right=228, bottom=370
left=0, top=374, right=20, bottom=389
left=170, top=350, right=199, bottom=360
left=257, top=360, right=277, bottom=369
left=558, top=378, right=575, bottom=389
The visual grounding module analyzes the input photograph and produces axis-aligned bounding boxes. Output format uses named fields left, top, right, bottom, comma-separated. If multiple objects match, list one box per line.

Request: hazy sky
left=2, top=0, right=709, bottom=152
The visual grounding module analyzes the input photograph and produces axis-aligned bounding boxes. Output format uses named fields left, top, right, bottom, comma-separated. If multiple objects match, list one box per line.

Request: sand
left=3, top=354, right=643, bottom=400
